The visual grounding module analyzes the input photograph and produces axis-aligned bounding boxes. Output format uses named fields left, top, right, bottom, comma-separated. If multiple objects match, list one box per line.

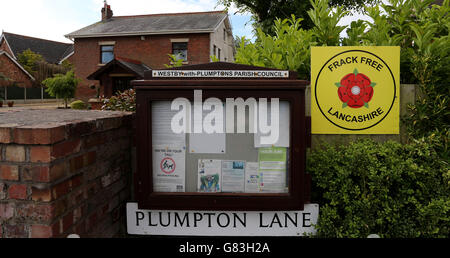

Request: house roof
left=66, top=11, right=228, bottom=39
left=58, top=44, right=74, bottom=64
left=0, top=32, right=74, bottom=64
left=87, top=57, right=152, bottom=80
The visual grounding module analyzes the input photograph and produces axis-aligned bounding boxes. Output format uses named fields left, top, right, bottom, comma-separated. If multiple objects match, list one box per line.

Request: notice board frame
left=133, top=79, right=308, bottom=211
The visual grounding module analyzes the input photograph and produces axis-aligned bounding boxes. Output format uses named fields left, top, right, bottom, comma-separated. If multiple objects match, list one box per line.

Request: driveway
left=0, top=101, right=65, bottom=112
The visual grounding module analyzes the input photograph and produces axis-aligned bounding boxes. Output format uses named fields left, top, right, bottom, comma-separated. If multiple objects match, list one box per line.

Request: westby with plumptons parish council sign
left=311, top=46, right=400, bottom=134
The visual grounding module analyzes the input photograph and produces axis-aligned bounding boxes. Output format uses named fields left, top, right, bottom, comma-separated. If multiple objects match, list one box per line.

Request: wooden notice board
left=132, top=62, right=310, bottom=211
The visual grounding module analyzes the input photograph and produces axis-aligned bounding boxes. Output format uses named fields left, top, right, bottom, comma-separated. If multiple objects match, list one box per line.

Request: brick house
left=0, top=32, right=74, bottom=88
left=0, top=50, right=35, bottom=88
left=65, top=3, right=235, bottom=101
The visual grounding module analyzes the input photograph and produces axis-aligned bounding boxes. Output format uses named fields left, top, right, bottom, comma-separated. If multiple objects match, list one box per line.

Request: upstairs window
left=101, top=45, right=114, bottom=64
left=172, top=42, right=188, bottom=62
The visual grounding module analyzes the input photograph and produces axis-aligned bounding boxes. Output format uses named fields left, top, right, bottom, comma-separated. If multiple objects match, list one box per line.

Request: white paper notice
left=152, top=145, right=186, bottom=192
left=245, top=162, right=260, bottom=193
left=189, top=133, right=226, bottom=154
left=254, top=101, right=290, bottom=148
left=221, top=161, right=245, bottom=193
left=152, top=101, right=186, bottom=147
left=197, top=159, right=222, bottom=192
left=189, top=99, right=226, bottom=154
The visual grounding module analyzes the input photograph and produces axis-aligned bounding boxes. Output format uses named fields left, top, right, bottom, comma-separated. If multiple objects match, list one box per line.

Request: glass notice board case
left=133, top=63, right=309, bottom=211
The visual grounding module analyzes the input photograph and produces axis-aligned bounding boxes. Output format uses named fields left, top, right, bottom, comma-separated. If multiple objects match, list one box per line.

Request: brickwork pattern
left=0, top=54, right=34, bottom=88
left=73, top=33, right=210, bottom=101
left=0, top=112, right=133, bottom=238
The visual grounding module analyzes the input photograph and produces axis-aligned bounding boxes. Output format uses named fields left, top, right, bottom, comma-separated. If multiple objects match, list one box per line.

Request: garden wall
left=0, top=86, right=56, bottom=102
left=0, top=109, right=133, bottom=238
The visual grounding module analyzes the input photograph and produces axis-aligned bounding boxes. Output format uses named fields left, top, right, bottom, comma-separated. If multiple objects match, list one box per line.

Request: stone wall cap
left=0, top=109, right=132, bottom=144
left=0, top=109, right=132, bottom=128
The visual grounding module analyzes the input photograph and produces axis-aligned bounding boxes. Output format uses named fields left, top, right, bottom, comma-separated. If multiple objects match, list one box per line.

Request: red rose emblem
left=336, top=69, right=376, bottom=108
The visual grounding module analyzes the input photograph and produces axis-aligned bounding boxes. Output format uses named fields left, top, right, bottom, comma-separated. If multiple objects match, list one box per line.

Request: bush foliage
left=42, top=70, right=80, bottom=109
left=17, top=49, right=44, bottom=74
left=236, top=0, right=449, bottom=156
left=70, top=100, right=87, bottom=110
left=234, top=0, right=449, bottom=237
left=236, top=0, right=449, bottom=83
left=101, top=89, right=136, bottom=112
left=17, top=49, right=70, bottom=86
left=308, top=138, right=449, bottom=238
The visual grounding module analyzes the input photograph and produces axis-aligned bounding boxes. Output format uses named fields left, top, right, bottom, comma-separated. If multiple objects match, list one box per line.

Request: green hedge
left=307, top=137, right=449, bottom=238
left=70, top=100, right=87, bottom=110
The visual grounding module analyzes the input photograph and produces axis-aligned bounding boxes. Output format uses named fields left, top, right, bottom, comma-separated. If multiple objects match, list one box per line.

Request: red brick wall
left=0, top=40, right=14, bottom=57
left=0, top=112, right=133, bottom=238
left=73, top=33, right=211, bottom=101
left=0, top=54, right=33, bottom=88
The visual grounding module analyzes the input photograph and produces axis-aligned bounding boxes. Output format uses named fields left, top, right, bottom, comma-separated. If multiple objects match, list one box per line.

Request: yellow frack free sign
left=311, top=46, right=400, bottom=134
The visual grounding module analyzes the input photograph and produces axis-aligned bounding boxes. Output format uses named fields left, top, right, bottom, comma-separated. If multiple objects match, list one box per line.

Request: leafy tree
left=61, top=60, right=74, bottom=71
left=42, top=70, right=80, bottom=109
left=307, top=0, right=348, bottom=45
left=17, top=49, right=44, bottom=74
left=234, top=0, right=449, bottom=237
left=219, top=0, right=380, bottom=34
left=234, top=36, right=245, bottom=50
left=350, top=0, right=449, bottom=157
left=235, top=16, right=315, bottom=79
left=235, top=0, right=449, bottom=157
left=165, top=54, right=184, bottom=68
left=17, top=49, right=70, bottom=85
left=234, top=0, right=346, bottom=78
left=210, top=55, right=220, bottom=62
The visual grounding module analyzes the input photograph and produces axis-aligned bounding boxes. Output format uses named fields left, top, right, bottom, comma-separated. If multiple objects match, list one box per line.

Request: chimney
left=101, top=2, right=113, bottom=21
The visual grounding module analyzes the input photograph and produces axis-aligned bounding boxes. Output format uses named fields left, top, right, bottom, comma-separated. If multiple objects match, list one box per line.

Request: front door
left=112, top=77, right=134, bottom=95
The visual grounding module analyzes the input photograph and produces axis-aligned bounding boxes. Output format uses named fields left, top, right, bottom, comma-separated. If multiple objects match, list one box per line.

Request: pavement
left=0, top=101, right=65, bottom=112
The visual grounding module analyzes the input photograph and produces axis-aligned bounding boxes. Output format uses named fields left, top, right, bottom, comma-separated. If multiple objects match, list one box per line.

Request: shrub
left=236, top=0, right=450, bottom=150
left=42, top=70, right=80, bottom=109
left=307, top=138, right=449, bottom=238
left=101, top=89, right=136, bottom=112
left=235, top=15, right=315, bottom=80
left=17, top=49, right=44, bottom=74
left=70, top=100, right=87, bottom=110
left=165, top=54, right=184, bottom=68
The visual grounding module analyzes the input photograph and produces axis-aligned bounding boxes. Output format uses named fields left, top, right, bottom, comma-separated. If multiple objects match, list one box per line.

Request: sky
left=0, top=0, right=371, bottom=44
left=0, top=0, right=254, bottom=43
